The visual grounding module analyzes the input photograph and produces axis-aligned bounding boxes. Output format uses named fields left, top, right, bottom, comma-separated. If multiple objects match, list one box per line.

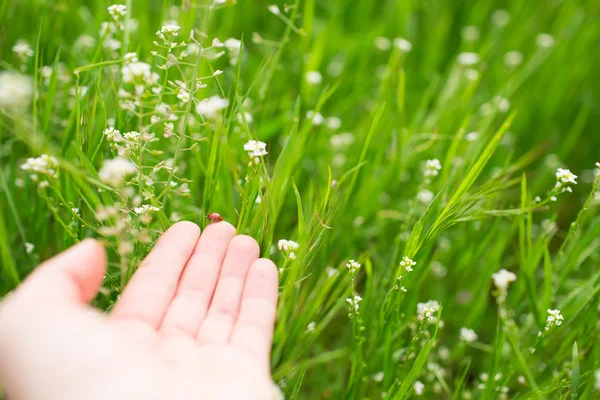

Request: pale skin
left=0, top=221, right=279, bottom=400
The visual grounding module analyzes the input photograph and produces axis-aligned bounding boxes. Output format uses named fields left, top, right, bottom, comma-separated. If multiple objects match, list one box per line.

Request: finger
left=196, top=235, right=259, bottom=344
left=111, top=221, right=200, bottom=330
left=229, top=258, right=278, bottom=370
left=12, top=239, right=106, bottom=305
left=159, top=221, right=236, bottom=337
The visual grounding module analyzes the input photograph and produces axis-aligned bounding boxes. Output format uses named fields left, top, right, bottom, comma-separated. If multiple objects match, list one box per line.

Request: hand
left=0, top=222, right=280, bottom=400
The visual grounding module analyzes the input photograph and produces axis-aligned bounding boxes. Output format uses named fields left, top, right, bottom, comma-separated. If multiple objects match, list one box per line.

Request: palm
left=0, top=222, right=279, bottom=400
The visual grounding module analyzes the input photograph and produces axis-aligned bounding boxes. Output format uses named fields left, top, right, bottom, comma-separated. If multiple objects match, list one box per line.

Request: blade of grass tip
left=0, top=204, right=20, bottom=286
left=571, top=342, right=580, bottom=400
left=432, top=112, right=516, bottom=234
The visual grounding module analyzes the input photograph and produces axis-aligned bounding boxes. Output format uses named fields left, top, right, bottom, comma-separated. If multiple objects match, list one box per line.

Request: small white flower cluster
left=196, top=95, right=229, bottom=120
left=424, top=159, right=442, bottom=181
left=102, top=5, right=127, bottom=52
left=504, top=50, right=523, bottom=68
left=277, top=239, right=299, bottom=259
left=21, top=154, right=59, bottom=187
left=460, top=327, right=478, bottom=342
left=0, top=71, right=34, bottom=110
left=544, top=309, right=564, bottom=332
left=12, top=40, right=34, bottom=65
left=306, top=321, right=316, bottom=333
left=103, top=127, right=156, bottom=156
left=305, top=110, right=341, bottom=130
left=107, top=4, right=127, bottom=19
left=25, top=242, right=35, bottom=255
left=346, top=259, right=361, bottom=275
left=416, top=300, right=440, bottom=323
left=395, top=256, right=416, bottom=292
left=244, top=140, right=268, bottom=165
left=305, top=71, right=322, bottom=85
left=414, top=381, right=424, bottom=396
left=156, top=24, right=180, bottom=46
left=492, top=269, right=517, bottom=306
left=457, top=52, right=480, bottom=66
left=536, top=33, right=555, bottom=48
left=373, top=36, right=412, bottom=52
left=346, top=294, right=363, bottom=313
left=400, top=256, right=416, bottom=271
left=554, top=168, right=577, bottom=194
left=461, top=26, right=480, bottom=42
left=477, top=372, right=508, bottom=394
left=98, top=158, right=137, bottom=187
left=133, top=204, right=160, bottom=215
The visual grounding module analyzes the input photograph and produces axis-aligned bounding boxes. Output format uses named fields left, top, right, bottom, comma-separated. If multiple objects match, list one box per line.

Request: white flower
left=346, top=295, right=362, bottom=312
left=306, top=111, right=324, bottom=126
left=414, top=381, right=425, bottom=396
left=124, top=52, right=138, bottom=63
left=99, top=158, right=137, bottom=186
left=372, top=371, right=384, bottom=382
left=491, top=9, right=511, bottom=27
left=393, top=37, right=412, bottom=52
left=555, top=168, right=577, bottom=188
left=460, top=327, right=478, bottom=342
left=326, top=267, right=338, bottom=278
left=457, top=52, right=480, bottom=66
left=416, top=300, right=440, bottom=322
left=121, top=62, right=152, bottom=84
left=424, top=159, right=442, bottom=177
left=177, top=90, right=190, bottom=103
left=244, top=140, right=268, bottom=164
left=25, top=242, right=35, bottom=255
left=196, top=95, right=229, bottom=119
left=374, top=37, right=391, bottom=51
left=157, top=24, right=180, bottom=44
left=12, top=40, right=34, bottom=61
left=466, top=131, right=479, bottom=141
left=108, top=4, right=127, bottom=18
left=544, top=309, right=564, bottom=331
left=346, top=259, right=361, bottom=274
left=305, top=71, right=322, bottom=85
left=134, top=204, right=160, bottom=214
left=492, top=269, right=517, bottom=290
left=417, top=190, right=434, bottom=204
left=103, top=127, right=123, bottom=142
left=306, top=321, right=316, bottom=332
left=164, top=122, right=174, bottom=138
left=0, top=71, right=33, bottom=109
left=277, top=239, right=299, bottom=253
left=536, top=33, right=555, bottom=48
left=400, top=256, right=416, bottom=272
left=21, top=154, right=59, bottom=179
left=268, top=4, right=280, bottom=14
left=326, top=117, right=342, bottom=130
left=504, top=51, right=523, bottom=67
left=465, top=68, right=480, bottom=81
left=330, top=133, right=355, bottom=148
left=461, top=26, right=480, bottom=42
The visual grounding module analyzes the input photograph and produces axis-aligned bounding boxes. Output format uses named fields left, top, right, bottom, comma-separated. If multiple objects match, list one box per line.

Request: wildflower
left=244, top=140, right=268, bottom=164
left=393, top=37, right=412, bottom=52
left=491, top=9, right=511, bottom=27
left=326, top=267, right=338, bottom=278
left=457, top=52, right=480, bottom=66
left=400, top=256, right=416, bottom=272
left=104, top=127, right=123, bottom=142
left=157, top=24, right=180, bottom=45
left=121, top=62, right=152, bottom=84
left=465, top=69, right=480, bottom=81
left=12, top=40, right=34, bottom=63
left=424, top=159, right=442, bottom=178
left=492, top=269, right=517, bottom=290
left=416, top=300, right=440, bottom=323
left=0, top=72, right=33, bottom=110
left=108, top=4, right=127, bottom=19
left=99, top=158, right=137, bottom=186
left=374, top=37, right=391, bottom=51
left=555, top=168, right=577, bottom=192
left=460, top=327, right=478, bottom=342
left=346, top=259, right=361, bottom=274
left=536, top=33, right=555, bottom=48
left=414, top=381, right=425, bottom=396
left=346, top=295, right=362, bottom=312
left=544, top=309, right=564, bottom=331
left=306, top=111, right=325, bottom=126
left=461, top=26, right=480, bottom=42
left=417, top=190, right=434, bottom=204
left=306, top=322, right=316, bottom=332
left=21, top=154, right=59, bottom=179
left=177, top=90, right=190, bottom=103
left=326, top=117, right=342, bottom=130
left=504, top=51, right=523, bottom=67
left=278, top=239, right=299, bottom=253
left=164, top=122, right=175, bottom=138
left=466, top=131, right=479, bottom=141
left=372, top=371, right=384, bottom=382
left=195, top=95, right=229, bottom=119
left=330, top=133, right=355, bottom=149
left=25, top=242, right=35, bottom=255
left=268, top=4, right=280, bottom=15
left=305, top=71, right=322, bottom=85
left=133, top=204, right=160, bottom=214
left=124, top=52, right=138, bottom=63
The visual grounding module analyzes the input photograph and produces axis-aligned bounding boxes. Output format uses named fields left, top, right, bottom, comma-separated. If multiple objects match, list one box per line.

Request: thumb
left=16, top=239, right=107, bottom=304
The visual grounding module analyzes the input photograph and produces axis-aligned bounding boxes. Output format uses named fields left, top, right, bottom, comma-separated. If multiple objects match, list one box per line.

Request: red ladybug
left=206, top=213, right=223, bottom=223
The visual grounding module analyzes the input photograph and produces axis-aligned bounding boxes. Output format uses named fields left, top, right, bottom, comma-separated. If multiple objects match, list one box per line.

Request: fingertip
left=170, top=221, right=202, bottom=237
left=230, top=235, right=260, bottom=259
left=79, top=238, right=106, bottom=264
left=204, top=220, right=236, bottom=237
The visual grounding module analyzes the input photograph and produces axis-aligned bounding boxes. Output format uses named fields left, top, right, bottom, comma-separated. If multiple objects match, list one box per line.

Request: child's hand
left=0, top=222, right=279, bottom=400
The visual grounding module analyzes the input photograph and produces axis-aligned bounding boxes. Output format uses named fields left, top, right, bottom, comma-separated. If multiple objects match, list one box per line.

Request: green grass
left=1, top=0, right=600, bottom=398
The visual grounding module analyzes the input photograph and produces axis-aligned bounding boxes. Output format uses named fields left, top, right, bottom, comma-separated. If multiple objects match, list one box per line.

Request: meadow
left=1, top=0, right=600, bottom=398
